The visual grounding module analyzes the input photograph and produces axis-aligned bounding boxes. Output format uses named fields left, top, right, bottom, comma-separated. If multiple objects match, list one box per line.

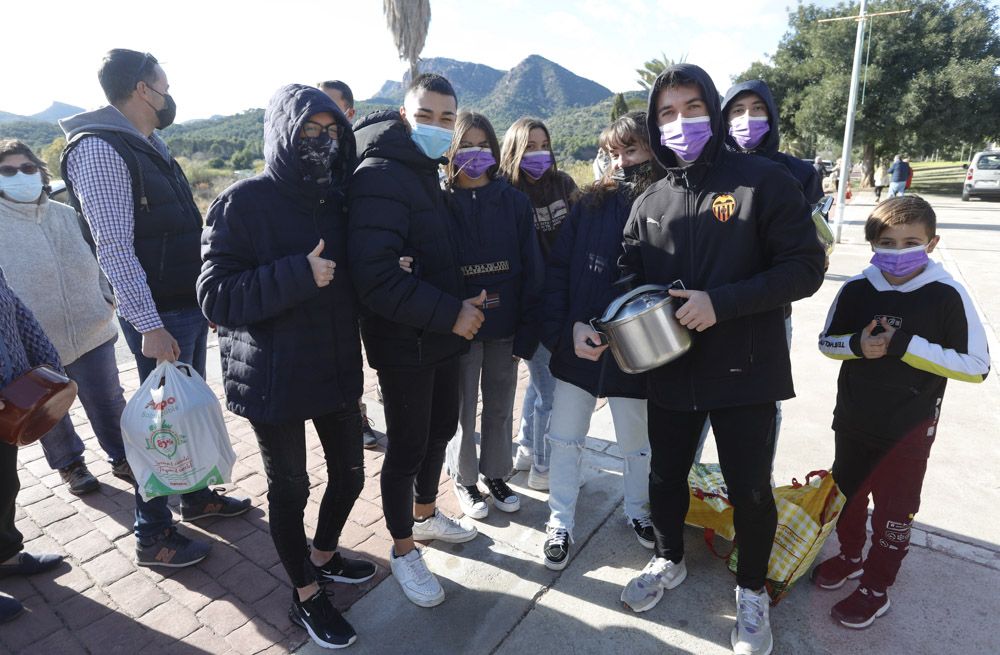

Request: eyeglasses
left=302, top=121, right=339, bottom=139
left=0, top=163, right=39, bottom=177
left=133, top=52, right=155, bottom=86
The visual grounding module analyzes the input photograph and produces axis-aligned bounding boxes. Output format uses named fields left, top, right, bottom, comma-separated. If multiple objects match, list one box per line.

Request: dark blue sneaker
left=180, top=488, right=251, bottom=521
left=136, top=527, right=210, bottom=568
left=0, top=552, right=63, bottom=578
left=0, top=594, right=23, bottom=622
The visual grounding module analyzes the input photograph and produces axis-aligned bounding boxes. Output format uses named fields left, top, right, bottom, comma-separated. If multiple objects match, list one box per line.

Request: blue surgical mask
left=409, top=121, right=454, bottom=160
left=0, top=171, right=43, bottom=203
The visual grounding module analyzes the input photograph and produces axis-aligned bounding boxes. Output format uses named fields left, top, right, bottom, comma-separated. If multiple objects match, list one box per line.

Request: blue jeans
left=39, top=338, right=128, bottom=469
left=888, top=181, right=907, bottom=197
left=120, top=307, right=214, bottom=541
left=516, top=345, right=556, bottom=469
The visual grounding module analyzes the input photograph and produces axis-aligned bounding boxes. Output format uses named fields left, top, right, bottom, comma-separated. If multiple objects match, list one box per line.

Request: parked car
left=962, top=151, right=1000, bottom=201
left=47, top=179, right=68, bottom=203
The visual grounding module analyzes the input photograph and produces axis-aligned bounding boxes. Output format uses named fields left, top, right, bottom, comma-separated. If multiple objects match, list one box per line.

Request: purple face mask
left=659, top=115, right=712, bottom=162
left=452, top=147, right=496, bottom=179
left=729, top=114, right=770, bottom=150
left=871, top=244, right=929, bottom=277
left=520, top=151, right=554, bottom=179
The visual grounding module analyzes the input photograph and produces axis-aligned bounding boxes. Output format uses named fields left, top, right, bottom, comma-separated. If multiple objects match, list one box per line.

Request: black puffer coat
left=198, top=84, right=363, bottom=424
left=348, top=111, right=466, bottom=370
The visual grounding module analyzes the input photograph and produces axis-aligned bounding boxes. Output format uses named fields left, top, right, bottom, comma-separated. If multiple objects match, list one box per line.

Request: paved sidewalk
left=3, top=192, right=998, bottom=654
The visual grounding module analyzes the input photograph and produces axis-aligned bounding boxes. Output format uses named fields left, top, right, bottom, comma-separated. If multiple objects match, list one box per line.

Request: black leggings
left=648, top=401, right=777, bottom=590
left=252, top=407, right=364, bottom=588
left=378, top=359, right=461, bottom=540
left=0, top=442, right=22, bottom=562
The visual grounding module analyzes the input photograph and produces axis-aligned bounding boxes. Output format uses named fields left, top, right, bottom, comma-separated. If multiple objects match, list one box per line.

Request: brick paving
left=2, top=341, right=532, bottom=654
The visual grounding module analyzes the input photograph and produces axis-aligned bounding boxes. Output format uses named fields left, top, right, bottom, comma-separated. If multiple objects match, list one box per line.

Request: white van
left=962, top=151, right=1000, bottom=201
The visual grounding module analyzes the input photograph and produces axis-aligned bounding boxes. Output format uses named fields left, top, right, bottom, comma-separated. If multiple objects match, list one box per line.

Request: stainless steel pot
left=590, top=283, right=692, bottom=374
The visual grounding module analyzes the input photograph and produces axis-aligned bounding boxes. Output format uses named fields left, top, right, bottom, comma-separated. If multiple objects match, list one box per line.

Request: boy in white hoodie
left=815, top=195, right=990, bottom=629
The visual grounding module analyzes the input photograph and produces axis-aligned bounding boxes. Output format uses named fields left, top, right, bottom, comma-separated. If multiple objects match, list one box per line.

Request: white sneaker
left=452, top=483, right=488, bottom=520
left=731, top=586, right=773, bottom=655
left=390, top=547, right=445, bottom=608
left=620, top=556, right=687, bottom=613
left=513, top=444, right=533, bottom=471
left=528, top=466, right=549, bottom=491
left=411, top=509, right=478, bottom=543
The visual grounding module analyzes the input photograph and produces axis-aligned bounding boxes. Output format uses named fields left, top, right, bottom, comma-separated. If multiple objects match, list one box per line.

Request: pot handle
left=587, top=319, right=610, bottom=347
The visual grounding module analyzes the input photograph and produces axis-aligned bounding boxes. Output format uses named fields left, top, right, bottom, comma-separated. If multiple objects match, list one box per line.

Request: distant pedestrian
left=887, top=155, right=910, bottom=197
left=873, top=161, right=889, bottom=203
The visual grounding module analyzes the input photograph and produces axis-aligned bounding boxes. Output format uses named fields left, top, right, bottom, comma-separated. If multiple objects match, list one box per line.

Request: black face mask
left=145, top=87, right=177, bottom=129
left=613, top=161, right=650, bottom=184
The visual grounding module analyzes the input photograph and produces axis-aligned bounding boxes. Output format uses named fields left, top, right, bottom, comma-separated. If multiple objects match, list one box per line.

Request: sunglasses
left=0, top=163, right=39, bottom=177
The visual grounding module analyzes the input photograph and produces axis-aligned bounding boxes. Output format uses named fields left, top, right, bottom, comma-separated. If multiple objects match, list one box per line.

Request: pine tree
left=610, top=93, right=629, bottom=121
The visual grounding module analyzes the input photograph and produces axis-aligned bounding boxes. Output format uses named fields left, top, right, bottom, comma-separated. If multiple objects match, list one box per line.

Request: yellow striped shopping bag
left=728, top=470, right=846, bottom=603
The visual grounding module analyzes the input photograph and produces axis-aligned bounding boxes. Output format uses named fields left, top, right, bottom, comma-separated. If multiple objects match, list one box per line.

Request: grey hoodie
left=59, top=105, right=170, bottom=161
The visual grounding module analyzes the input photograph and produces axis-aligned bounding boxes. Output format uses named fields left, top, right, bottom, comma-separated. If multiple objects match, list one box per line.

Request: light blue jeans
left=516, top=345, right=555, bottom=469
left=546, top=379, right=649, bottom=539
left=888, top=181, right=907, bottom=197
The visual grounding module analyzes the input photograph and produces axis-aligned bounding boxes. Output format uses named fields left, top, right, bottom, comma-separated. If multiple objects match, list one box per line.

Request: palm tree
left=384, top=0, right=431, bottom=82
left=636, top=53, right=687, bottom=90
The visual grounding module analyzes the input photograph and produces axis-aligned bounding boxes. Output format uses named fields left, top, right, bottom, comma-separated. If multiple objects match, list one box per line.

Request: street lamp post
left=833, top=0, right=868, bottom=243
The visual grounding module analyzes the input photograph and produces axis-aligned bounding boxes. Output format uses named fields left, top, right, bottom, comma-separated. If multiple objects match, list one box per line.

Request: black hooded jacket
left=348, top=110, right=466, bottom=370
left=722, top=80, right=823, bottom=203
left=621, top=64, right=825, bottom=411
left=197, top=84, right=363, bottom=423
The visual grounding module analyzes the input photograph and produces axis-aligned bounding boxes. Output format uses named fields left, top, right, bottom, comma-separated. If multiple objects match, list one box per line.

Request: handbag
left=0, top=366, right=78, bottom=446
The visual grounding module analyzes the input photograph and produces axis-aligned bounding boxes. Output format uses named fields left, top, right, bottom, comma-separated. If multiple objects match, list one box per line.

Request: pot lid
left=599, top=284, right=672, bottom=324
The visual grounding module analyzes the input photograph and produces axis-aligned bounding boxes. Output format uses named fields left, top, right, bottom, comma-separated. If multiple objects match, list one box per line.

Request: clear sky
left=2, top=0, right=925, bottom=122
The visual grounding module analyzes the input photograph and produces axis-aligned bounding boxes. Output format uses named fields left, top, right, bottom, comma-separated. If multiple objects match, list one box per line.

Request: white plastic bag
left=121, top=362, right=236, bottom=501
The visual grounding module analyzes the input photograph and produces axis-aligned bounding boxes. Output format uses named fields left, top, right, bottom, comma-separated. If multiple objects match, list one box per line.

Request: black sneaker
left=543, top=526, right=570, bottom=571
left=811, top=553, right=864, bottom=590
left=831, top=585, right=890, bottom=629
left=180, top=488, right=252, bottom=521
left=313, top=551, right=377, bottom=585
left=111, top=458, right=136, bottom=487
left=59, top=461, right=99, bottom=495
left=631, top=516, right=655, bottom=549
left=484, top=478, right=520, bottom=513
left=289, top=588, right=357, bottom=649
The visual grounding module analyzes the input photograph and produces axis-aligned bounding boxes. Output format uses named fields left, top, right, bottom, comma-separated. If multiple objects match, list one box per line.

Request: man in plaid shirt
left=60, top=49, right=249, bottom=568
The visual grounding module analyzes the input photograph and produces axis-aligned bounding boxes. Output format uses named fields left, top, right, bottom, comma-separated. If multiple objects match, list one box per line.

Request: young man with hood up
left=348, top=73, right=484, bottom=609
left=722, top=79, right=825, bottom=457
left=617, top=64, right=825, bottom=655
left=199, top=84, right=375, bottom=650
left=722, top=80, right=823, bottom=204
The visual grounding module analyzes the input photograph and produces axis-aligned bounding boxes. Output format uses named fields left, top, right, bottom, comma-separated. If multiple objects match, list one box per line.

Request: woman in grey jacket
left=0, top=140, right=132, bottom=494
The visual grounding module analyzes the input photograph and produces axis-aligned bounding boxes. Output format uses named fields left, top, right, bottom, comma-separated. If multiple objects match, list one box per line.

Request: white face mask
left=0, top=171, right=43, bottom=203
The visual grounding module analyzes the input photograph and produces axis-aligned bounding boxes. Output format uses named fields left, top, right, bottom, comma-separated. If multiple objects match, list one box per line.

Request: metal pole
left=834, top=0, right=868, bottom=243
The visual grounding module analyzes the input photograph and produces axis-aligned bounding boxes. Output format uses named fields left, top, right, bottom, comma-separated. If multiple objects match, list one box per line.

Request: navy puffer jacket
left=542, top=188, right=645, bottom=399
left=348, top=111, right=466, bottom=370
left=449, top=179, right=543, bottom=359
left=197, top=84, right=363, bottom=424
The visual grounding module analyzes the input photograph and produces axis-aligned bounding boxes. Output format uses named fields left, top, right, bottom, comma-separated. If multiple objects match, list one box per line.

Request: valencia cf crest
left=711, top=194, right=736, bottom=222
